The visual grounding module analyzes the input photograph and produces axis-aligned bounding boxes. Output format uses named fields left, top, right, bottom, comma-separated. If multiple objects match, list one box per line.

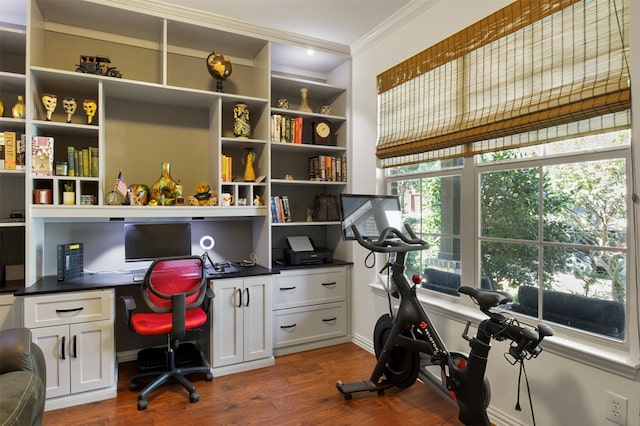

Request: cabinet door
left=31, top=325, right=71, bottom=398
left=243, top=276, right=272, bottom=362
left=70, top=320, right=114, bottom=394
left=212, top=278, right=243, bottom=367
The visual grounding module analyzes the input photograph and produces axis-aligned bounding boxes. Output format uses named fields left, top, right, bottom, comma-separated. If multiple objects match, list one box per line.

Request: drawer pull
left=279, top=286, right=296, bottom=291
left=245, top=288, right=250, bottom=307
left=321, top=282, right=337, bottom=287
left=322, top=317, right=338, bottom=323
left=56, top=307, right=84, bottom=314
left=280, top=324, right=296, bottom=329
left=61, top=335, right=66, bottom=360
left=72, top=335, right=78, bottom=358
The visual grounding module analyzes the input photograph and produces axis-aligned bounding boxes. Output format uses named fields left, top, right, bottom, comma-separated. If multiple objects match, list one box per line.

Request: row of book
left=270, top=195, right=293, bottom=223
left=66, top=146, right=99, bottom=177
left=309, top=155, right=347, bottom=182
left=30, top=136, right=99, bottom=177
left=0, top=132, right=26, bottom=170
left=271, top=114, right=303, bottom=144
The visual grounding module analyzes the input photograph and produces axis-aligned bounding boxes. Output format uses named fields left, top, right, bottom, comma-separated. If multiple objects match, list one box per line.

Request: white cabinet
left=211, top=276, right=273, bottom=375
left=21, top=289, right=116, bottom=410
left=272, top=266, right=349, bottom=355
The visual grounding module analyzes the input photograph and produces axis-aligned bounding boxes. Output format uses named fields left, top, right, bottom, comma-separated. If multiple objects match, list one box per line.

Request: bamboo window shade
left=376, top=0, right=630, bottom=168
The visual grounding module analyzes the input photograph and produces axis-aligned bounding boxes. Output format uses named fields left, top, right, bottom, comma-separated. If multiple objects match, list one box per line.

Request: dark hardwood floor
left=43, top=343, right=460, bottom=425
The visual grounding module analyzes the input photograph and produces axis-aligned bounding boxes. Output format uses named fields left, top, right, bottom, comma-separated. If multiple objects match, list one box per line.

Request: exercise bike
left=336, top=224, right=553, bottom=426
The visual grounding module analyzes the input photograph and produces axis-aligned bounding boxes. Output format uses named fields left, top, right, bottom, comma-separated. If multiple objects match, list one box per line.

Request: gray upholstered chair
left=0, top=327, right=46, bottom=426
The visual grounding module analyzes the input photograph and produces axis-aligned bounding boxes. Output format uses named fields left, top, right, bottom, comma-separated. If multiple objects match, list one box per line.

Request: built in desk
left=13, top=264, right=276, bottom=411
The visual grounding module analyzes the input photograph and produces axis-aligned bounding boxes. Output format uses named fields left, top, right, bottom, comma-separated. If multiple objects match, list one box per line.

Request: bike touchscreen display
left=339, top=194, right=403, bottom=240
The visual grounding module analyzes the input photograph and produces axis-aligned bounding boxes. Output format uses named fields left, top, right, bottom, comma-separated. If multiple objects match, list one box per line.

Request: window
left=388, top=162, right=463, bottom=295
left=480, top=131, right=629, bottom=340
left=387, top=129, right=630, bottom=340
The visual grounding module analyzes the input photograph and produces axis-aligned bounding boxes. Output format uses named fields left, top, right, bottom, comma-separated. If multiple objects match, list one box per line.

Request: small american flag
left=115, top=171, right=127, bottom=196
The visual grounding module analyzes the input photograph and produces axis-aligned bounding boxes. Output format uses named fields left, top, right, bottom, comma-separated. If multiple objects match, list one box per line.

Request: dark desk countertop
left=14, top=264, right=276, bottom=296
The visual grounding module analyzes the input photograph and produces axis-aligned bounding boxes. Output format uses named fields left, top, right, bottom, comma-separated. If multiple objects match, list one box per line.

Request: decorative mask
left=62, top=97, right=77, bottom=123
left=83, top=99, right=97, bottom=124
left=41, top=94, right=57, bottom=121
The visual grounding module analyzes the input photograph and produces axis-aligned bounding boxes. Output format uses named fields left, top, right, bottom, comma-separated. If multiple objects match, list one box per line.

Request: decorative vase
left=150, top=162, right=178, bottom=206
left=62, top=97, right=77, bottom=123
left=233, top=103, right=251, bottom=138
left=299, top=87, right=312, bottom=112
left=12, top=95, right=25, bottom=119
left=83, top=99, right=97, bottom=124
left=243, top=148, right=256, bottom=182
left=41, top=94, right=57, bottom=121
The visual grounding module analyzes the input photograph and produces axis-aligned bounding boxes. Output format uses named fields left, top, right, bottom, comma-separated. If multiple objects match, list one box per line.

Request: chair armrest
left=203, top=287, right=215, bottom=313
left=0, top=328, right=36, bottom=375
left=120, top=295, right=137, bottom=331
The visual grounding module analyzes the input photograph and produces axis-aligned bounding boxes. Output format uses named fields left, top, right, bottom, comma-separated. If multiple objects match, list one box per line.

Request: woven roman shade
left=376, top=0, right=630, bottom=168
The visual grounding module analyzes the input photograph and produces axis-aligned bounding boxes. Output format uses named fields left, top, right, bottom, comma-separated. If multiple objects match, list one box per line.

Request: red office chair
left=121, top=255, right=214, bottom=410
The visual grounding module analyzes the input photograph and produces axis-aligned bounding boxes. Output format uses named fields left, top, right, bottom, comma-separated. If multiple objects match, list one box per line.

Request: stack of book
left=309, top=155, right=347, bottom=182
left=271, top=114, right=303, bottom=144
left=270, top=195, right=293, bottom=223
left=0, top=132, right=26, bottom=170
left=66, top=146, right=99, bottom=177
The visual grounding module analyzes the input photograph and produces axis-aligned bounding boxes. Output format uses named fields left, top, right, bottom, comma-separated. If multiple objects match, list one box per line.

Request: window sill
left=368, top=282, right=640, bottom=379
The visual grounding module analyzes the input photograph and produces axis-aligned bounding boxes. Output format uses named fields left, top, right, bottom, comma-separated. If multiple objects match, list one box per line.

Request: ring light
left=200, top=235, right=215, bottom=251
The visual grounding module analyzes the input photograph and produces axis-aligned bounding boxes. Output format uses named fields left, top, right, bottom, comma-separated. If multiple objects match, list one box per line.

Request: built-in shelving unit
left=0, top=0, right=351, bottom=286
left=0, top=17, right=27, bottom=290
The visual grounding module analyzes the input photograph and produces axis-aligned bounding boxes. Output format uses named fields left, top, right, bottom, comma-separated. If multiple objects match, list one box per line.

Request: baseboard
left=212, top=357, right=275, bottom=377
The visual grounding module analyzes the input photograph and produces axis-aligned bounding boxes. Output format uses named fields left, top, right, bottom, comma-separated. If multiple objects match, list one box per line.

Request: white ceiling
left=155, top=0, right=413, bottom=48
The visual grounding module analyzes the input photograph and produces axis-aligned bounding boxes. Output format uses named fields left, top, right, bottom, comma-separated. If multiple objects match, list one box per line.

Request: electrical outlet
left=606, top=391, right=628, bottom=425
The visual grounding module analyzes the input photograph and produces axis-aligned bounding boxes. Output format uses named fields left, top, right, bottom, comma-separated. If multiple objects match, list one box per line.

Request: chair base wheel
left=205, top=372, right=214, bottom=381
left=137, top=399, right=148, bottom=410
left=130, top=382, right=139, bottom=391
left=189, top=392, right=200, bottom=403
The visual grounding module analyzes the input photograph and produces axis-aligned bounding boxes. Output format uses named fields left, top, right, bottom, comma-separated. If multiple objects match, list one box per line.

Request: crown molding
left=350, top=0, right=440, bottom=56
left=96, top=0, right=350, bottom=57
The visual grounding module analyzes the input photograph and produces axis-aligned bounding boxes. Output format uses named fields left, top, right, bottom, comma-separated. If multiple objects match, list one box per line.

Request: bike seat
left=458, top=286, right=511, bottom=309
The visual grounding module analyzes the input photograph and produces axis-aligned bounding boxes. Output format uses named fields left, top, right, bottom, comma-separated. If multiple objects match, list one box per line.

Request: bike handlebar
left=351, top=224, right=430, bottom=253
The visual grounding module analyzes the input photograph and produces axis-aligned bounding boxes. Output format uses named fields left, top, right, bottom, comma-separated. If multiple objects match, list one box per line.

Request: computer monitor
left=124, top=223, right=192, bottom=262
left=339, top=194, right=403, bottom=241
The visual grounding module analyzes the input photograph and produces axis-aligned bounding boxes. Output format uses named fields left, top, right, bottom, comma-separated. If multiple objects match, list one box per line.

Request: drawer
left=274, top=302, right=346, bottom=348
left=23, top=289, right=114, bottom=328
left=273, top=269, right=346, bottom=309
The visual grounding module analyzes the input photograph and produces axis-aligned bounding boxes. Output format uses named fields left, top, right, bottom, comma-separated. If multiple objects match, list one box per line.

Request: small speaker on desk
left=57, top=243, right=84, bottom=281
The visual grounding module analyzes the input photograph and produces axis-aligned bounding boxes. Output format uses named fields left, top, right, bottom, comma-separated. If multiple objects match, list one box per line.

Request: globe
left=206, top=52, right=232, bottom=92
